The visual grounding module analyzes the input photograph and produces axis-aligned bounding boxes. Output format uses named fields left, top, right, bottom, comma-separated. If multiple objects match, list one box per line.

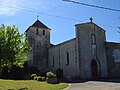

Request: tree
left=0, top=24, right=30, bottom=68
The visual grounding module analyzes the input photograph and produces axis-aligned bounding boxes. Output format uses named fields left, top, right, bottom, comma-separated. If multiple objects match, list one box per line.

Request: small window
left=66, top=52, right=69, bottom=65
left=91, top=34, right=96, bottom=44
left=52, top=56, right=54, bottom=67
left=36, top=28, right=38, bottom=35
left=29, top=38, right=32, bottom=46
left=43, top=30, right=45, bottom=35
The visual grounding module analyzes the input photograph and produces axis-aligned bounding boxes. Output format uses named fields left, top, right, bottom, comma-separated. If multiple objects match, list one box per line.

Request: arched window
left=91, top=34, right=96, bottom=44
left=36, top=28, right=38, bottom=35
left=52, top=56, right=54, bottom=67
left=43, top=30, right=45, bottom=35
left=91, top=34, right=97, bottom=57
left=66, top=52, right=69, bottom=65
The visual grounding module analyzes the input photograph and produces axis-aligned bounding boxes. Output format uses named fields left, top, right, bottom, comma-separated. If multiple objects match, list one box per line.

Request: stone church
left=26, top=18, right=120, bottom=80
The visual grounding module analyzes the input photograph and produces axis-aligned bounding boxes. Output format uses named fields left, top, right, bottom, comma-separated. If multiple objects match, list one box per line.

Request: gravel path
left=64, top=80, right=120, bottom=90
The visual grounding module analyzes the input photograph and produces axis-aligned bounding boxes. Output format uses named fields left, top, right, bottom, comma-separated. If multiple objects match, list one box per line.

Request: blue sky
left=0, top=0, right=120, bottom=44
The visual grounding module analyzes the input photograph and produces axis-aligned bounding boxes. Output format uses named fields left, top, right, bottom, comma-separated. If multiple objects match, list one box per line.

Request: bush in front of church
left=34, top=76, right=38, bottom=80
left=31, top=74, right=37, bottom=80
left=46, top=72, right=56, bottom=78
left=37, top=76, right=46, bottom=81
left=46, top=72, right=59, bottom=84
left=31, top=74, right=46, bottom=81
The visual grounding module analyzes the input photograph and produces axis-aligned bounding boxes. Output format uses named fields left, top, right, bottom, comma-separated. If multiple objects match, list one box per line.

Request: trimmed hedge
left=31, top=74, right=45, bottom=81
left=31, top=74, right=37, bottom=80
left=37, top=76, right=45, bottom=81
left=46, top=72, right=56, bottom=78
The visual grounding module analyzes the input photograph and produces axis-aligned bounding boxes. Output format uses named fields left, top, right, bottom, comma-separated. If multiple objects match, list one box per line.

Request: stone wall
left=75, top=22, right=108, bottom=79
left=26, top=27, right=50, bottom=70
left=106, top=42, right=120, bottom=78
left=48, top=38, right=80, bottom=80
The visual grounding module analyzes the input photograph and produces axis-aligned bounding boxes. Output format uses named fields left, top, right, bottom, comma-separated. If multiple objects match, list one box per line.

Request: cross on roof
left=37, top=15, right=39, bottom=20
left=90, top=17, right=93, bottom=22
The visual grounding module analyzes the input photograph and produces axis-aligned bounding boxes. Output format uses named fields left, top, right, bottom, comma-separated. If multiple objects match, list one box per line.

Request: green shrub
left=34, top=76, right=38, bottom=80
left=46, top=72, right=56, bottom=78
left=41, top=77, right=46, bottom=81
left=31, top=74, right=37, bottom=77
left=31, top=74, right=46, bottom=81
left=37, top=76, right=42, bottom=81
left=31, top=74, right=37, bottom=80
left=37, top=76, right=46, bottom=81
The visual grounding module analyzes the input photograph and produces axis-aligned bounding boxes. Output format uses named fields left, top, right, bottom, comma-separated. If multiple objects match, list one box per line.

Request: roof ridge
left=32, top=20, right=50, bottom=29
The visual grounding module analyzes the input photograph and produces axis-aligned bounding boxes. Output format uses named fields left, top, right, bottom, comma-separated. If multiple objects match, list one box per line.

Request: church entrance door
left=91, top=59, right=99, bottom=79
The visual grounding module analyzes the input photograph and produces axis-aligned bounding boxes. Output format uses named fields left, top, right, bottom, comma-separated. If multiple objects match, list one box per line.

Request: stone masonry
left=26, top=19, right=120, bottom=80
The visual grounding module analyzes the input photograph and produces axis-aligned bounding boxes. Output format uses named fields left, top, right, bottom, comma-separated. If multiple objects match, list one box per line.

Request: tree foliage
left=0, top=24, right=30, bottom=68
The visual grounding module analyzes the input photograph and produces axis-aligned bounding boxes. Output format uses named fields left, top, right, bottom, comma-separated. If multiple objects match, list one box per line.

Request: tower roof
left=32, top=20, right=49, bottom=29
left=26, top=20, right=50, bottom=32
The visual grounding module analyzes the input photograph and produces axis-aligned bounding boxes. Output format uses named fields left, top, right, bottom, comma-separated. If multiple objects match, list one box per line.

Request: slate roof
left=26, top=20, right=50, bottom=32
left=32, top=20, right=49, bottom=29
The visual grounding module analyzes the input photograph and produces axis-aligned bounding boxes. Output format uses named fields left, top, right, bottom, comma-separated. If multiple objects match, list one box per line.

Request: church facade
left=26, top=19, right=120, bottom=80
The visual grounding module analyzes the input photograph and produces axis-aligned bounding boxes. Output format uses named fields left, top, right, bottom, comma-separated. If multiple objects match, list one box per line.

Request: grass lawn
left=0, top=79, right=69, bottom=90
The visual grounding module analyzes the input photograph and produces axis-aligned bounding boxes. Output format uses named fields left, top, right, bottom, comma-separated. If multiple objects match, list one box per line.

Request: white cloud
left=0, top=0, right=18, bottom=16
left=0, top=0, right=45, bottom=16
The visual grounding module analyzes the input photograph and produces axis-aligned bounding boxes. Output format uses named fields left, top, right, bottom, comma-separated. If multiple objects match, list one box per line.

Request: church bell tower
left=26, top=19, right=50, bottom=70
